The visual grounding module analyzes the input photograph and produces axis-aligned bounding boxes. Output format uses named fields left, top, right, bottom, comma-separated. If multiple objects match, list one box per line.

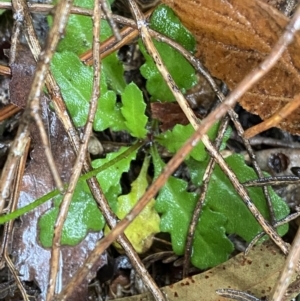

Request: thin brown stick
left=101, top=0, right=121, bottom=41
left=183, top=116, right=230, bottom=278
left=270, top=224, right=300, bottom=300
left=46, top=1, right=101, bottom=300
left=245, top=211, right=300, bottom=256
left=0, top=105, right=21, bottom=122
left=0, top=65, right=10, bottom=76
left=244, top=93, right=300, bottom=138
left=3, top=138, right=31, bottom=301
left=128, top=0, right=285, bottom=252
left=81, top=25, right=137, bottom=64
left=243, top=175, right=300, bottom=187
left=0, top=2, right=92, bottom=15
left=81, top=11, right=154, bottom=65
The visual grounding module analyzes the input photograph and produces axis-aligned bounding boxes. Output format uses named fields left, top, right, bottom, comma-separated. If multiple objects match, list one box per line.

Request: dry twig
left=1, top=138, right=31, bottom=301
left=183, top=116, right=230, bottom=277
left=46, top=0, right=101, bottom=299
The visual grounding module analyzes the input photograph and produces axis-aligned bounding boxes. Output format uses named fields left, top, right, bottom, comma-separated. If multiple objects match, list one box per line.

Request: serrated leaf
left=108, top=156, right=160, bottom=253
left=156, top=122, right=219, bottom=161
left=92, top=146, right=139, bottom=207
left=38, top=181, right=104, bottom=247
left=140, top=5, right=197, bottom=101
left=151, top=146, right=233, bottom=269
left=121, top=83, right=148, bottom=138
left=187, top=154, right=290, bottom=242
left=51, top=51, right=128, bottom=131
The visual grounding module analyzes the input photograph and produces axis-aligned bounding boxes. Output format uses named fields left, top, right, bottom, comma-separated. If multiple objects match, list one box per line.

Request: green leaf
left=94, top=91, right=127, bottom=131
left=50, top=0, right=126, bottom=93
left=150, top=5, right=196, bottom=51
left=101, top=21, right=126, bottom=94
left=102, top=51, right=126, bottom=94
left=38, top=181, right=104, bottom=247
left=151, top=145, right=289, bottom=269
left=140, top=5, right=197, bottom=101
left=54, top=0, right=103, bottom=54
left=51, top=51, right=127, bottom=131
left=187, top=154, right=290, bottom=241
left=121, top=83, right=148, bottom=138
left=151, top=146, right=233, bottom=269
left=51, top=51, right=95, bottom=127
left=108, top=156, right=160, bottom=253
left=156, top=122, right=220, bottom=161
left=92, top=146, right=139, bottom=210
left=51, top=0, right=94, bottom=55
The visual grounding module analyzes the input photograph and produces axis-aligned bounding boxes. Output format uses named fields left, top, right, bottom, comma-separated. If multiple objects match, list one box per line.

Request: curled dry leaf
left=9, top=45, right=106, bottom=300
left=160, top=0, right=300, bottom=134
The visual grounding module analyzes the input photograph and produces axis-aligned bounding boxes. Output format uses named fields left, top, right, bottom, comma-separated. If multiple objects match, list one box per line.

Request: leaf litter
left=2, top=0, right=300, bottom=298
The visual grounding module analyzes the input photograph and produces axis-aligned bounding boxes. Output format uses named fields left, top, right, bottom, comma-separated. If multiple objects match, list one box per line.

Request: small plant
left=7, top=0, right=290, bottom=270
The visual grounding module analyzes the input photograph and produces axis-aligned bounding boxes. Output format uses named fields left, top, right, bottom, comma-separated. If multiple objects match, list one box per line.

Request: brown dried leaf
left=114, top=241, right=296, bottom=301
left=161, top=0, right=300, bottom=134
left=10, top=45, right=106, bottom=300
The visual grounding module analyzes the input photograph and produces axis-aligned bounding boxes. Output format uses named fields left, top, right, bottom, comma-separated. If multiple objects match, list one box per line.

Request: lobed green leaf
left=152, top=144, right=289, bottom=269
left=151, top=145, right=233, bottom=268
left=51, top=51, right=129, bottom=131
left=38, top=181, right=104, bottom=247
